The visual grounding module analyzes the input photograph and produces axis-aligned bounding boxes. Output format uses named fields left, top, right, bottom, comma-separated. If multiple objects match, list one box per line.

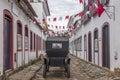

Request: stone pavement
left=7, top=55, right=120, bottom=80
left=8, top=61, right=42, bottom=80
left=32, top=55, right=118, bottom=80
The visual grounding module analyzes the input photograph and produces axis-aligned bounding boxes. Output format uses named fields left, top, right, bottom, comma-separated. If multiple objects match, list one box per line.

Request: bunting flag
left=59, top=16, right=62, bottom=21
left=65, top=15, right=69, bottom=19
left=78, top=12, right=83, bottom=17
left=94, top=0, right=105, bottom=17
left=43, top=21, right=47, bottom=32
left=55, top=26, right=58, bottom=29
left=59, top=26, right=61, bottom=29
left=53, top=18, right=57, bottom=21
left=47, top=24, right=50, bottom=27
left=51, top=25, right=53, bottom=28
left=48, top=18, right=50, bottom=22
left=79, top=0, right=83, bottom=3
left=42, top=18, right=45, bottom=23
left=89, top=1, right=93, bottom=6
left=32, top=17, right=37, bottom=23
left=63, top=26, right=65, bottom=29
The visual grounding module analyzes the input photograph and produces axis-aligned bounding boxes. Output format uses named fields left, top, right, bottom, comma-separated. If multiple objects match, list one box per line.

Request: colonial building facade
left=0, top=0, right=50, bottom=75
left=68, top=0, right=120, bottom=71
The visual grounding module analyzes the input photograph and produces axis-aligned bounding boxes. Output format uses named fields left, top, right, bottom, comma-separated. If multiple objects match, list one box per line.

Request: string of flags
left=31, top=15, right=70, bottom=25
left=78, top=0, right=105, bottom=17
left=48, top=15, right=70, bottom=22
left=30, top=0, right=108, bottom=38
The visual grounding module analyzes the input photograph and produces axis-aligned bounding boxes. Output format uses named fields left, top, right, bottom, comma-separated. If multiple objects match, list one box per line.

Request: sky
left=47, top=0, right=83, bottom=33
left=47, top=0, right=83, bottom=16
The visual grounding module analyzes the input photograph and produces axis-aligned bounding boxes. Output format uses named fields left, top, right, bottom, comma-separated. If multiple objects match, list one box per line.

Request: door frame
left=88, top=32, right=92, bottom=62
left=94, top=28, right=99, bottom=65
left=102, top=22, right=110, bottom=69
left=24, top=25, right=29, bottom=64
left=36, top=35, right=38, bottom=58
left=3, top=9, right=13, bottom=70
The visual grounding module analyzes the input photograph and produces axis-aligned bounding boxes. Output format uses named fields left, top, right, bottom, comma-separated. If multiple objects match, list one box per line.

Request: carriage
left=43, top=37, right=70, bottom=78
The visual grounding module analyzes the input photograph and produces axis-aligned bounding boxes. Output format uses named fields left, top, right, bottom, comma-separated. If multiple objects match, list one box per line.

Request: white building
left=69, top=0, right=120, bottom=71
left=0, top=0, right=50, bottom=75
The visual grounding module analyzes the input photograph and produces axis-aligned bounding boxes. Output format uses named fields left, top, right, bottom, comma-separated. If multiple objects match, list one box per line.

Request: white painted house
left=68, top=0, right=120, bottom=71
left=0, top=0, right=50, bottom=75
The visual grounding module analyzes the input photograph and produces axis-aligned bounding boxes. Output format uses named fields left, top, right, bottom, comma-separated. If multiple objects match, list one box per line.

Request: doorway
left=102, top=24, right=110, bottom=68
left=88, top=32, right=92, bottom=62
left=4, top=10, right=13, bottom=70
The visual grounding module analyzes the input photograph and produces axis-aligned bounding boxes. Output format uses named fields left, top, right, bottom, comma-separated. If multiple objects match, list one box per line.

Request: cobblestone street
left=8, top=55, right=119, bottom=80
left=32, top=55, right=114, bottom=80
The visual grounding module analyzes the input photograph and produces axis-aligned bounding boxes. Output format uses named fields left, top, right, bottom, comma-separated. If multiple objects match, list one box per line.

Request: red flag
left=65, top=16, right=69, bottom=19
left=79, top=0, right=83, bottom=3
left=94, top=0, right=105, bottom=17
left=42, top=18, right=45, bottom=23
left=63, top=26, right=65, bottom=29
left=55, top=26, right=58, bottom=29
left=89, top=1, right=93, bottom=6
left=32, top=17, right=36, bottom=22
left=53, top=18, right=56, bottom=21
left=47, top=24, right=50, bottom=27
left=78, top=12, right=83, bottom=17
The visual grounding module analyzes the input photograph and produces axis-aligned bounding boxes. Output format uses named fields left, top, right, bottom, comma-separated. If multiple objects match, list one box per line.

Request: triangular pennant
left=78, top=12, right=83, bottom=17
left=94, top=0, right=105, bottom=17
left=53, top=18, right=56, bottom=21
left=65, top=16, right=69, bottom=19
left=79, top=0, right=83, bottom=3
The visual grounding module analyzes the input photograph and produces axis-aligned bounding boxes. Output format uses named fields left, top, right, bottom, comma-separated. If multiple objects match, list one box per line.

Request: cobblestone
left=7, top=55, right=118, bottom=80
left=32, top=55, right=114, bottom=80
left=8, top=61, right=42, bottom=80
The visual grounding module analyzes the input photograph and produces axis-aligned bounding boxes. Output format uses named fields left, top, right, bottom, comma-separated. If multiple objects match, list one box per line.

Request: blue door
left=4, top=18, right=11, bottom=70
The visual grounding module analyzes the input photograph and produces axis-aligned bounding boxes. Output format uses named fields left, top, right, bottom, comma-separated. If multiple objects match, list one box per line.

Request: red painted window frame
left=24, top=25, right=28, bottom=51
left=25, top=25, right=28, bottom=37
left=17, top=20, right=22, bottom=51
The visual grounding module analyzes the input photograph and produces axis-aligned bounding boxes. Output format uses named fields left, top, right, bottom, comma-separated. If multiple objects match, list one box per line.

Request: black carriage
left=43, top=37, right=70, bottom=78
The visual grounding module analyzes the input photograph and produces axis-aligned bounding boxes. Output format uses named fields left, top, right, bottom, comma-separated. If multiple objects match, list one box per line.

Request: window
left=52, top=43, right=62, bottom=49
left=25, top=25, right=28, bottom=50
left=17, top=23, right=22, bottom=34
left=77, top=37, right=82, bottom=51
left=34, top=33, right=36, bottom=51
left=25, top=26, right=28, bottom=37
left=39, top=37, right=41, bottom=50
left=94, top=29, right=99, bottom=52
left=84, top=35, right=87, bottom=51
left=30, top=31, right=32, bottom=51
left=79, top=36, right=82, bottom=50
left=17, top=20, right=22, bottom=50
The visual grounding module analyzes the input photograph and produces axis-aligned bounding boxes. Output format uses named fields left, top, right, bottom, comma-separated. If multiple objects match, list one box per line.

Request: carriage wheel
left=67, top=64, right=70, bottom=78
left=43, top=65, right=47, bottom=78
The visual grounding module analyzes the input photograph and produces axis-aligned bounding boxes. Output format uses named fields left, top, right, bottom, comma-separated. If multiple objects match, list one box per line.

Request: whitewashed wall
left=0, top=0, right=45, bottom=75
left=69, top=0, right=120, bottom=71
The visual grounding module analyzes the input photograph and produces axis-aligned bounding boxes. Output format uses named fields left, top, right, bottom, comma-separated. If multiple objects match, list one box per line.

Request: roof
left=23, top=0, right=37, bottom=17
